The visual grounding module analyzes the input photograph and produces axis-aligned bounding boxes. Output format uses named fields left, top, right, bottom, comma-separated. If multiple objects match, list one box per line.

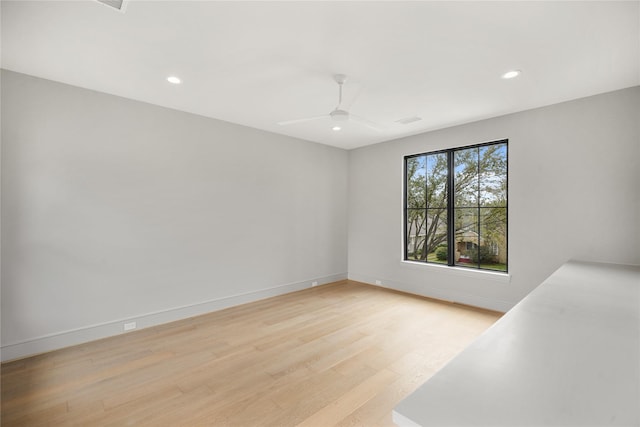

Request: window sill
left=401, top=260, right=511, bottom=283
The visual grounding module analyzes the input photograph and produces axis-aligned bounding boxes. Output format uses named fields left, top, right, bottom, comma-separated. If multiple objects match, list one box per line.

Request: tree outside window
left=404, top=140, right=507, bottom=272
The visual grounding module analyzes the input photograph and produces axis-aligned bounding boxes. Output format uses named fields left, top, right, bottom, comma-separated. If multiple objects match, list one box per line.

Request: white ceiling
left=2, top=1, right=639, bottom=150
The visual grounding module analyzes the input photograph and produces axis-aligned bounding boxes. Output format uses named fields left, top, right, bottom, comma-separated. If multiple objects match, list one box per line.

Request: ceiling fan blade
left=277, top=115, right=328, bottom=126
left=350, top=114, right=383, bottom=131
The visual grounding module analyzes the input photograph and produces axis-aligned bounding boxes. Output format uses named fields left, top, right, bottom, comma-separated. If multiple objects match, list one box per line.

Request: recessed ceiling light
left=501, top=70, right=521, bottom=79
left=167, top=76, right=181, bottom=84
left=332, top=126, right=342, bottom=131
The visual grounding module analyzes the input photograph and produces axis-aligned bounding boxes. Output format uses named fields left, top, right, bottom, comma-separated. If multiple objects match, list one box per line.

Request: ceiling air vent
left=395, top=116, right=422, bottom=125
left=96, top=0, right=126, bottom=12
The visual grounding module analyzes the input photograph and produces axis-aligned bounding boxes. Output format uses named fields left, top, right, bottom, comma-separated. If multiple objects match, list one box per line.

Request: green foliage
left=469, top=245, right=497, bottom=264
left=435, top=246, right=448, bottom=261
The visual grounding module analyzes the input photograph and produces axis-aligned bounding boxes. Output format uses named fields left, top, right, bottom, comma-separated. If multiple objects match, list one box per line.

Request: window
left=404, top=140, right=507, bottom=272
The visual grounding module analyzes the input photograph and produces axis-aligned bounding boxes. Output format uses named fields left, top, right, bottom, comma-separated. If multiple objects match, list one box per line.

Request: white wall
left=348, top=86, right=640, bottom=311
left=2, top=69, right=638, bottom=361
left=1, top=70, right=348, bottom=360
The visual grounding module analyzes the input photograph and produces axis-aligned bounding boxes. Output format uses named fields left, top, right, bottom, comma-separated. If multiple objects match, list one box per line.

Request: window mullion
left=447, top=150, right=455, bottom=266
left=476, top=147, right=481, bottom=269
left=424, top=155, right=429, bottom=262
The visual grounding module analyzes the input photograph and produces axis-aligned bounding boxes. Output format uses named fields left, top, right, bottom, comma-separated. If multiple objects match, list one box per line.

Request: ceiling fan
left=277, top=74, right=381, bottom=131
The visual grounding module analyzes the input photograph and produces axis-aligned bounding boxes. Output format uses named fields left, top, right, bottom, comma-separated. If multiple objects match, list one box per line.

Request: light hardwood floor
left=1, top=281, right=501, bottom=426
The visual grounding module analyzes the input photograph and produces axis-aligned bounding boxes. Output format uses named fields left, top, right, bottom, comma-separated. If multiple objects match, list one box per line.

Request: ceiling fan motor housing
left=330, top=109, right=349, bottom=121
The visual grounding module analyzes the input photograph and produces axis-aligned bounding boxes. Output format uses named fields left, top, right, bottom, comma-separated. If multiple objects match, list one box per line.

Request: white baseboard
left=348, top=272, right=513, bottom=313
left=1, top=273, right=348, bottom=362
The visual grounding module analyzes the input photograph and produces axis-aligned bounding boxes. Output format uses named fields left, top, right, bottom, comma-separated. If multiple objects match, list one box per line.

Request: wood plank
left=1, top=281, right=500, bottom=426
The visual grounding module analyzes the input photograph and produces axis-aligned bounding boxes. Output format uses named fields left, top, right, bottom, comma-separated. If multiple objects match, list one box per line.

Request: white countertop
left=393, top=260, right=640, bottom=426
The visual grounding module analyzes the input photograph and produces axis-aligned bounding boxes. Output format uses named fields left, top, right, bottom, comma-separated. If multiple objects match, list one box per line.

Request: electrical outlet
left=311, top=281, right=318, bottom=287
left=375, top=280, right=382, bottom=285
left=124, top=322, right=137, bottom=331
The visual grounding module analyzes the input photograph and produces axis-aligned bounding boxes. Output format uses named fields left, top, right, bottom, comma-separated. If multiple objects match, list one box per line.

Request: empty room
left=1, top=1, right=639, bottom=426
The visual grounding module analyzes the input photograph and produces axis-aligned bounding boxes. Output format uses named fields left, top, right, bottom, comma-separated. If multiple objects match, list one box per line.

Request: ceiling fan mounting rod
left=334, top=74, right=347, bottom=109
